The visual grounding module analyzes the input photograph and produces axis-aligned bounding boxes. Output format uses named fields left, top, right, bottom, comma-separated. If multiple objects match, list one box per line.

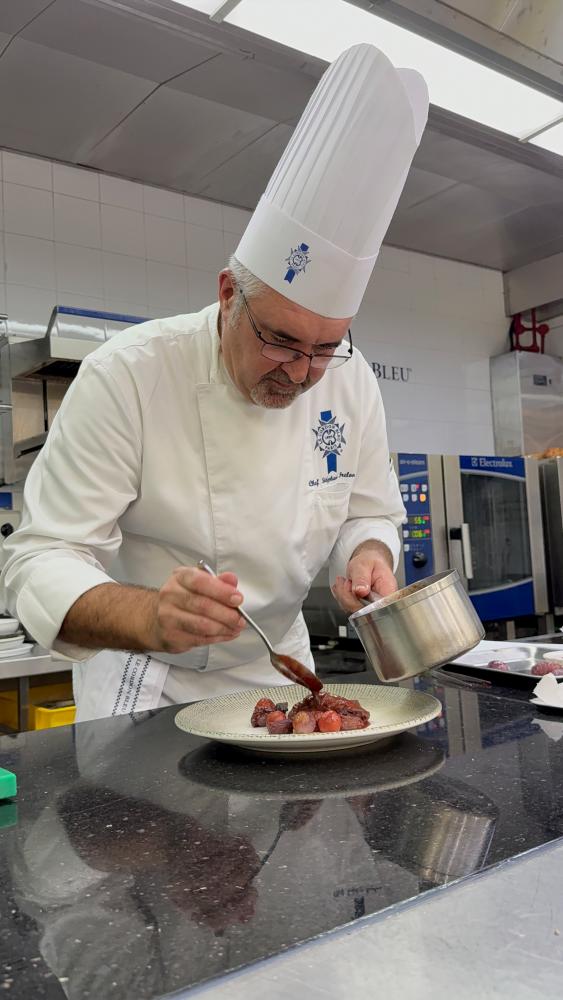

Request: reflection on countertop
left=1, top=650, right=563, bottom=999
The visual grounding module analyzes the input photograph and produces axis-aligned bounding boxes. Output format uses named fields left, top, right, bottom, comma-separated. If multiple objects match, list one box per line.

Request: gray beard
left=250, top=374, right=306, bottom=409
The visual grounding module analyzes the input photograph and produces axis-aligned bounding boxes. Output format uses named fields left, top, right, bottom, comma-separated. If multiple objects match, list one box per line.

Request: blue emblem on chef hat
left=285, top=243, right=311, bottom=284
left=313, top=410, right=346, bottom=474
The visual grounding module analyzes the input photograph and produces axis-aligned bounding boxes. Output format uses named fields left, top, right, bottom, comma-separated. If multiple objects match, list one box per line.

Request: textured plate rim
left=174, top=684, right=442, bottom=748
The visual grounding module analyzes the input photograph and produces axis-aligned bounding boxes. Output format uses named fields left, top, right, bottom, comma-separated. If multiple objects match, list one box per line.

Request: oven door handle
left=449, top=523, right=474, bottom=581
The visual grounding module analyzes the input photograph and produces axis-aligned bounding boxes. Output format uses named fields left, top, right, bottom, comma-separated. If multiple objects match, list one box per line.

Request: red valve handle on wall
left=509, top=309, right=550, bottom=353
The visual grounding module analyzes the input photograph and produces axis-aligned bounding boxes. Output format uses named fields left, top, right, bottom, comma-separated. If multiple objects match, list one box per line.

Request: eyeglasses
left=241, top=293, right=353, bottom=370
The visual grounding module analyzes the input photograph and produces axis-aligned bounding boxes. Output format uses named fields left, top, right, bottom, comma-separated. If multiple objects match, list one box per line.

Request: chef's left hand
left=332, top=540, right=397, bottom=614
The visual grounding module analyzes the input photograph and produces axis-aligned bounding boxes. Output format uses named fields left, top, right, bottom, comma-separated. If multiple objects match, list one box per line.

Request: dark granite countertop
left=1, top=651, right=563, bottom=999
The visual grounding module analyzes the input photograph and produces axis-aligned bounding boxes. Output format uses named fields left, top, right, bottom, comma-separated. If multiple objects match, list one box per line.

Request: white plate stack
left=0, top=618, right=33, bottom=658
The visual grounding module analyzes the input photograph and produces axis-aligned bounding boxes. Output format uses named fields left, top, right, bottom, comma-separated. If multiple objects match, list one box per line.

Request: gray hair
left=227, top=256, right=269, bottom=321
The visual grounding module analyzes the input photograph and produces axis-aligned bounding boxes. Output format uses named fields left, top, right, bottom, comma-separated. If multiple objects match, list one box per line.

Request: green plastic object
left=0, top=803, right=17, bottom=828
left=0, top=767, right=17, bottom=800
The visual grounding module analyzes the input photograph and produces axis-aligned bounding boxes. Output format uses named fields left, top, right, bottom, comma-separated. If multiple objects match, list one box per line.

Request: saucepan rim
left=349, top=569, right=463, bottom=623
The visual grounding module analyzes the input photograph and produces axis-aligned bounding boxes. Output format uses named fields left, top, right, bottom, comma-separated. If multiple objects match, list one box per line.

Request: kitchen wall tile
left=100, top=174, right=143, bottom=211
left=411, top=290, right=440, bottom=317
left=185, top=195, right=223, bottom=230
left=2, top=152, right=52, bottom=190
left=187, top=268, right=219, bottom=312
left=435, top=287, right=473, bottom=320
left=223, top=229, right=239, bottom=261
left=355, top=303, right=412, bottom=344
left=432, top=256, right=467, bottom=288
left=460, top=318, right=507, bottom=356
left=5, top=234, right=56, bottom=289
left=463, top=358, right=491, bottom=391
left=3, top=183, right=54, bottom=240
left=548, top=317, right=563, bottom=356
left=6, top=284, right=57, bottom=338
left=408, top=251, right=439, bottom=282
left=388, top=417, right=478, bottom=457
left=388, top=417, right=441, bottom=455
left=53, top=163, right=99, bottom=202
left=104, top=299, right=152, bottom=322
left=143, top=185, right=183, bottom=221
left=55, top=243, right=104, bottom=298
left=378, top=246, right=411, bottom=273
left=453, top=422, right=495, bottom=456
left=404, top=267, right=439, bottom=298
left=0, top=151, right=513, bottom=456
left=101, top=204, right=145, bottom=257
left=145, top=215, right=186, bottom=267
left=54, top=194, right=101, bottom=249
left=147, top=260, right=189, bottom=315
left=102, top=252, right=147, bottom=306
left=186, top=223, right=225, bottom=272
left=55, top=291, right=105, bottom=313
left=372, top=267, right=417, bottom=310
left=222, top=204, right=251, bottom=236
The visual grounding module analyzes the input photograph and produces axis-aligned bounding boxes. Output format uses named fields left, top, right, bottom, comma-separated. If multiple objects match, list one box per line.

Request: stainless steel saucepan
left=348, top=569, right=484, bottom=683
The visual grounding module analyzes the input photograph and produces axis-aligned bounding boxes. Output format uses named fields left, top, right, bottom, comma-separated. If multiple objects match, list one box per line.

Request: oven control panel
left=398, top=453, right=434, bottom=585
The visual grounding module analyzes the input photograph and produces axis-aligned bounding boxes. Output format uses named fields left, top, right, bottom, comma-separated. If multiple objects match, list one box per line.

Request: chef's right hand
left=149, top=566, right=246, bottom=654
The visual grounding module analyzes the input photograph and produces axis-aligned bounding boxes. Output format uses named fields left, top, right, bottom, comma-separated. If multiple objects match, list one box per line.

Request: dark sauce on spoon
left=273, top=653, right=323, bottom=693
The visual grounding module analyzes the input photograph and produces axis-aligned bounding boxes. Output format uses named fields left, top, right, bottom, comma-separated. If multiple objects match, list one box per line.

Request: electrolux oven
left=442, top=455, right=548, bottom=622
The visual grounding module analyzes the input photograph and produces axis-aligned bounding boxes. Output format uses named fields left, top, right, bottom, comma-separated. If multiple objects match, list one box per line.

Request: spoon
left=197, top=560, right=322, bottom=693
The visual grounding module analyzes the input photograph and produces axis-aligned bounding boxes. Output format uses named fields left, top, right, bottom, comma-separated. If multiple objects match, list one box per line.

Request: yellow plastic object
left=33, top=702, right=76, bottom=730
left=0, top=681, right=73, bottom=730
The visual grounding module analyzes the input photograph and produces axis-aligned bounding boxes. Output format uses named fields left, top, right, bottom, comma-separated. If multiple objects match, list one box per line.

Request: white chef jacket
left=1, top=303, right=404, bottom=719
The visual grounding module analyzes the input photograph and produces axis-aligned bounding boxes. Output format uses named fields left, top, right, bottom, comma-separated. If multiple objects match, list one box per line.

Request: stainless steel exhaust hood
left=9, top=306, right=149, bottom=381
left=0, top=306, right=148, bottom=484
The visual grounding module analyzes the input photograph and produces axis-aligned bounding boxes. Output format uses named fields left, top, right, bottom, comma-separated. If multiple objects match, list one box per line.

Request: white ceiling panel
left=394, top=168, right=457, bottom=211
left=0, top=0, right=561, bottom=271
left=23, top=0, right=221, bottom=83
left=0, top=38, right=153, bottom=160
left=86, top=86, right=275, bottom=189
left=0, top=0, right=53, bottom=36
left=387, top=162, right=563, bottom=269
left=468, top=157, right=563, bottom=206
left=193, top=123, right=294, bottom=204
left=169, top=50, right=316, bottom=121
left=413, top=131, right=510, bottom=186
left=391, top=181, right=522, bottom=240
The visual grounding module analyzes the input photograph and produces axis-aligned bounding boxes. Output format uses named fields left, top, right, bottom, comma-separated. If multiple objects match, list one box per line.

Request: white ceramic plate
left=174, top=684, right=442, bottom=754
left=0, top=634, right=25, bottom=649
left=0, top=619, right=21, bottom=637
left=0, top=643, right=33, bottom=659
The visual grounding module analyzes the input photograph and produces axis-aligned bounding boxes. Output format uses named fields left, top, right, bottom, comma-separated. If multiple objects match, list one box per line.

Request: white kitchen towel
left=73, top=649, right=169, bottom=723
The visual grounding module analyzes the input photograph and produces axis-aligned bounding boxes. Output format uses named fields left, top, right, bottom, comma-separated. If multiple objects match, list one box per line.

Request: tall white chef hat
left=235, top=43, right=428, bottom=319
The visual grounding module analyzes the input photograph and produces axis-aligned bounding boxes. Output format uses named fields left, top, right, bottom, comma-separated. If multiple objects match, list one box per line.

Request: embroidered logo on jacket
left=313, top=410, right=346, bottom=474
left=285, top=243, right=310, bottom=284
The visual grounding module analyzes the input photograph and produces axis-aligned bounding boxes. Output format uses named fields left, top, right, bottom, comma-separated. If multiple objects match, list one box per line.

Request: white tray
left=452, top=639, right=563, bottom=681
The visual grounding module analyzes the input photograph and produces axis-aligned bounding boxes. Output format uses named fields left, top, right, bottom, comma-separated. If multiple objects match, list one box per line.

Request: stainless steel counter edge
left=0, top=647, right=64, bottom=680
left=179, top=839, right=563, bottom=1000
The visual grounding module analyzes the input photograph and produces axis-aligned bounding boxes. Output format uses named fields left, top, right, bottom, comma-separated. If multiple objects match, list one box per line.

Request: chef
left=1, top=43, right=428, bottom=721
